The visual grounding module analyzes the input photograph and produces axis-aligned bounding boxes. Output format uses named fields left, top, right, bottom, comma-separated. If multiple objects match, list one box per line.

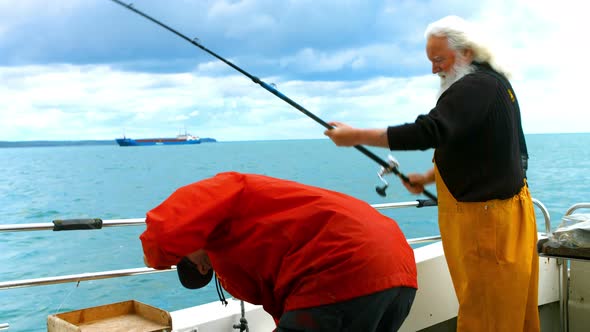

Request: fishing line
left=54, top=281, right=80, bottom=314
left=108, top=0, right=437, bottom=202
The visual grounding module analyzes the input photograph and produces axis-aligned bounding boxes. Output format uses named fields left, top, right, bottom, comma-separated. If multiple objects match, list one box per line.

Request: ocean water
left=1, top=134, right=589, bottom=331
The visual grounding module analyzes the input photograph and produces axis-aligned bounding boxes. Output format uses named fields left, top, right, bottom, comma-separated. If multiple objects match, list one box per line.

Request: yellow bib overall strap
left=434, top=165, right=540, bottom=331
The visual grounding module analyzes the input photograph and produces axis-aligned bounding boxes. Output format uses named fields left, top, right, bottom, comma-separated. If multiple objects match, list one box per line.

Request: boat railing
left=551, top=202, right=590, bottom=332
left=0, top=199, right=553, bottom=290
left=0, top=198, right=552, bottom=330
left=564, top=202, right=590, bottom=218
left=0, top=200, right=441, bottom=292
left=532, top=198, right=551, bottom=235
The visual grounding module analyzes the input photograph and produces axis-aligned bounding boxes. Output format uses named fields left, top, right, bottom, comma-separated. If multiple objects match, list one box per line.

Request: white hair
left=425, top=16, right=511, bottom=79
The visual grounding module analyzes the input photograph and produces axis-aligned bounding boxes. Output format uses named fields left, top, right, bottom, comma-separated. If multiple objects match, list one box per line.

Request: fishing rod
left=108, top=0, right=437, bottom=202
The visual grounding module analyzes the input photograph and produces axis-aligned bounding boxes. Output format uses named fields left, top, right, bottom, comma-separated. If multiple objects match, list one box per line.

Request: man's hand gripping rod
left=376, top=155, right=438, bottom=202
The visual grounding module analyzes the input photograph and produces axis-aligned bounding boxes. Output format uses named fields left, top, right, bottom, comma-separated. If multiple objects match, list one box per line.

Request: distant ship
left=115, top=133, right=216, bottom=147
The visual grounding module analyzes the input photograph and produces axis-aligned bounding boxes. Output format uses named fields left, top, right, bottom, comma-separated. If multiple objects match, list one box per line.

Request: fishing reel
left=375, top=155, right=400, bottom=197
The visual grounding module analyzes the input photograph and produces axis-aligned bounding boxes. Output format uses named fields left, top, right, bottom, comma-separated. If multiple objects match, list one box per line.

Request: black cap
left=176, top=256, right=214, bottom=289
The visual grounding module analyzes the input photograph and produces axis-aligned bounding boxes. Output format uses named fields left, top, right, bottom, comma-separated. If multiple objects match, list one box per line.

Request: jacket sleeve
left=140, top=172, right=245, bottom=268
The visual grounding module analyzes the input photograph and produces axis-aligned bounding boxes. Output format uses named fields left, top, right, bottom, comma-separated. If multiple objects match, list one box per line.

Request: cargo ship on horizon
left=115, top=133, right=216, bottom=146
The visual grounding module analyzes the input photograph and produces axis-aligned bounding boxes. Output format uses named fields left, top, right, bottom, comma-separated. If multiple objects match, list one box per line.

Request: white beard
left=437, top=62, right=476, bottom=99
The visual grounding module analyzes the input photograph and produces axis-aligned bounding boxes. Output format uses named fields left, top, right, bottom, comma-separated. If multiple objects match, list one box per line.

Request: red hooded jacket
left=140, top=172, right=417, bottom=320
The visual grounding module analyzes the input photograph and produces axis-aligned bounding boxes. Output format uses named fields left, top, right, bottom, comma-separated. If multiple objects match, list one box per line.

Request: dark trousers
left=275, top=286, right=416, bottom=332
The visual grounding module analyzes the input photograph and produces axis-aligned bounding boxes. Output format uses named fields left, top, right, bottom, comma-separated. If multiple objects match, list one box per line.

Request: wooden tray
left=47, top=300, right=171, bottom=332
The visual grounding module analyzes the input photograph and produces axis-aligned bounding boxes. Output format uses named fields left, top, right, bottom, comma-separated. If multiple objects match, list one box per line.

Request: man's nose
left=432, top=63, right=440, bottom=74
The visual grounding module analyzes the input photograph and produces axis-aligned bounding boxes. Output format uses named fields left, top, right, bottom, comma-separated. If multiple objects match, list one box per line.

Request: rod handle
left=52, top=218, right=103, bottom=231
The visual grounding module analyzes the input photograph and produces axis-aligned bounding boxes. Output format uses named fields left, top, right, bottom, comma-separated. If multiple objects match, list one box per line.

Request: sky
left=0, top=0, right=587, bottom=142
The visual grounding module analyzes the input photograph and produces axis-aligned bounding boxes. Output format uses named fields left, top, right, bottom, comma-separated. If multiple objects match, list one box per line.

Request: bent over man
left=140, top=171, right=417, bottom=332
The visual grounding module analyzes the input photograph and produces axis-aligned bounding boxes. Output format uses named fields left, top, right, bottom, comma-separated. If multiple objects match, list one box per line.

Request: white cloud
left=0, top=63, right=441, bottom=141
left=471, top=0, right=588, bottom=134
left=0, top=0, right=588, bottom=141
left=279, top=43, right=417, bottom=73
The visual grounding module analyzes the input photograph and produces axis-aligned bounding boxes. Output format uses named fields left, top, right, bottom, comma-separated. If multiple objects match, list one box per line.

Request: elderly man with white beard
left=324, top=15, right=540, bottom=331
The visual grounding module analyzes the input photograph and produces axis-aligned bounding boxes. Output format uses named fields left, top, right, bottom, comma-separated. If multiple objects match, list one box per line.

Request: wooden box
left=47, top=300, right=172, bottom=332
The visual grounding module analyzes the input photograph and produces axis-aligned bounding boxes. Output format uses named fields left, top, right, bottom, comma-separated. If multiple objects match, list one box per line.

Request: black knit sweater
left=387, top=63, right=527, bottom=202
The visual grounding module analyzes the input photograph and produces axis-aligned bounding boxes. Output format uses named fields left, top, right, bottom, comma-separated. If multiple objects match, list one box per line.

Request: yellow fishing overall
left=434, top=165, right=540, bottom=331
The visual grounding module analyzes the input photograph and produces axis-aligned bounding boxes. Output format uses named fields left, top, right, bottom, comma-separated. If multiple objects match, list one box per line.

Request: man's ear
left=462, top=48, right=474, bottom=60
